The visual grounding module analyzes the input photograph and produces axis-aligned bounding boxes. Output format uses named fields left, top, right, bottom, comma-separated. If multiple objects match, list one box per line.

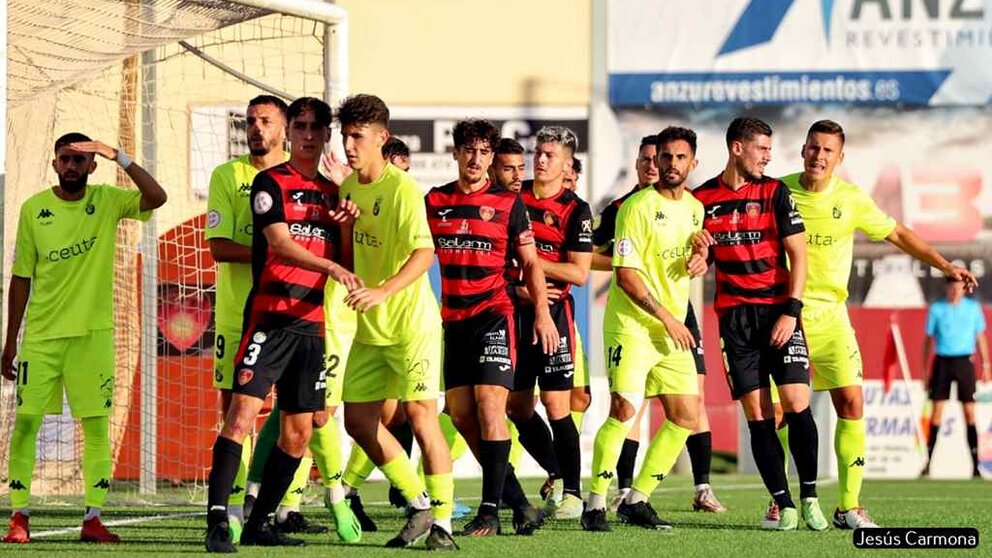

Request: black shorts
left=929, top=356, right=976, bottom=402
left=514, top=296, right=575, bottom=392
left=233, top=326, right=326, bottom=413
left=443, top=310, right=516, bottom=391
left=718, top=303, right=810, bottom=400
left=685, top=303, right=706, bottom=374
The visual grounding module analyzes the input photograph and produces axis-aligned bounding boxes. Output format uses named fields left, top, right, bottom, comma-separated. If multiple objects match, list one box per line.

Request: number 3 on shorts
left=243, top=343, right=262, bottom=366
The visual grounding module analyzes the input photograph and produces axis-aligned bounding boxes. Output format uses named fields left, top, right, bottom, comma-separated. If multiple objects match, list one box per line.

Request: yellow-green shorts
left=16, top=329, right=115, bottom=418
left=603, top=331, right=698, bottom=397
left=324, top=324, right=356, bottom=407
left=343, top=328, right=442, bottom=403
left=804, top=302, right=863, bottom=391
left=212, top=326, right=241, bottom=390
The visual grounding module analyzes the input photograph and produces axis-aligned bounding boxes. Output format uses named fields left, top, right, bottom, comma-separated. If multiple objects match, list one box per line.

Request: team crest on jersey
left=543, top=211, right=559, bottom=228
left=252, top=331, right=267, bottom=344
left=373, top=196, right=383, bottom=216
left=479, top=206, right=495, bottom=221
left=693, top=212, right=700, bottom=226
left=833, top=206, right=842, bottom=219
left=746, top=202, right=761, bottom=217
left=206, top=210, right=221, bottom=229
left=238, top=369, right=254, bottom=386
left=85, top=203, right=95, bottom=215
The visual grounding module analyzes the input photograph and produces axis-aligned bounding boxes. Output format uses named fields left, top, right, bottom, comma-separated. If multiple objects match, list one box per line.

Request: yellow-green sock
left=230, top=437, right=251, bottom=507
left=589, top=416, right=634, bottom=500
left=777, top=424, right=790, bottom=479
left=438, top=412, right=469, bottom=462
left=836, top=418, right=866, bottom=510
left=7, top=414, right=43, bottom=510
left=425, top=472, right=454, bottom=532
left=342, top=444, right=376, bottom=491
left=279, top=456, right=313, bottom=509
left=630, top=420, right=692, bottom=497
left=310, top=418, right=343, bottom=488
left=571, top=411, right=585, bottom=431
left=507, top=419, right=524, bottom=470
left=380, top=455, right=427, bottom=504
left=81, top=416, right=112, bottom=509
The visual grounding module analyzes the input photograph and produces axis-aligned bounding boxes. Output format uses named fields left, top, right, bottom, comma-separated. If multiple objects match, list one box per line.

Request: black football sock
left=207, top=436, right=244, bottom=517
left=616, top=438, right=640, bottom=490
left=247, top=446, right=302, bottom=526
left=479, top=439, right=511, bottom=514
left=748, top=419, right=794, bottom=509
left=501, top=464, right=530, bottom=510
left=549, top=416, right=581, bottom=496
left=967, top=423, right=979, bottom=473
left=515, top=412, right=561, bottom=479
left=927, top=421, right=939, bottom=462
left=686, top=431, right=713, bottom=486
left=785, top=408, right=819, bottom=499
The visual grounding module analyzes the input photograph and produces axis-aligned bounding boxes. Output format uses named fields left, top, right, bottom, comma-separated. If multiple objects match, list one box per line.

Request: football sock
left=230, top=438, right=251, bottom=508
left=425, top=472, right=454, bottom=528
left=926, top=421, right=939, bottom=462
left=7, top=414, right=43, bottom=510
left=479, top=440, right=511, bottom=509
left=967, top=423, right=979, bottom=474
left=208, top=436, right=245, bottom=513
left=342, top=444, right=375, bottom=491
left=686, top=431, right=713, bottom=486
left=81, top=416, right=112, bottom=509
left=507, top=419, right=524, bottom=470
left=835, top=417, right=865, bottom=510
left=310, top=416, right=343, bottom=489
left=278, top=456, right=312, bottom=511
left=379, top=454, right=428, bottom=507
left=748, top=419, right=794, bottom=509
left=630, top=420, right=692, bottom=498
left=616, top=438, right=640, bottom=490
left=247, top=403, right=280, bottom=485
left=776, top=424, right=791, bottom=477
left=439, top=412, right=470, bottom=462
left=515, top=413, right=560, bottom=479
left=571, top=410, right=585, bottom=431
left=589, top=416, right=634, bottom=504
left=247, top=446, right=300, bottom=526
left=501, top=465, right=530, bottom=509
left=785, top=407, right=819, bottom=499
left=549, top=416, right=582, bottom=496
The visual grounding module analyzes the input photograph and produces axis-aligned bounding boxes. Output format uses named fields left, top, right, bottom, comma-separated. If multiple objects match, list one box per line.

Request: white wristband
left=116, top=150, right=133, bottom=169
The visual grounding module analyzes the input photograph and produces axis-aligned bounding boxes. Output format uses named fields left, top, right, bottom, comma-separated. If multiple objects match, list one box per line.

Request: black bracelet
left=783, top=297, right=803, bottom=318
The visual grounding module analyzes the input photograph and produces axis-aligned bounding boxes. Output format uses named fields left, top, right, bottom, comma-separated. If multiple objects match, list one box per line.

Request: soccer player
left=581, top=126, right=707, bottom=532
left=692, top=117, right=825, bottom=531
left=923, top=278, right=987, bottom=479
left=2, top=133, right=167, bottom=543
left=590, top=135, right=725, bottom=513
left=779, top=119, right=978, bottom=525
left=508, top=126, right=593, bottom=520
left=326, top=94, right=455, bottom=550
left=426, top=119, right=557, bottom=536
left=204, top=97, right=363, bottom=552
left=205, top=95, right=288, bottom=538
left=383, top=137, right=411, bottom=171
left=490, top=138, right=526, bottom=193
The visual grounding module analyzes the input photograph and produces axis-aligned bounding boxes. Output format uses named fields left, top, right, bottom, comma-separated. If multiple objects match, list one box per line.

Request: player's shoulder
left=683, top=189, right=705, bottom=212
left=691, top=176, right=722, bottom=198
left=426, top=180, right=458, bottom=202
left=213, top=154, right=252, bottom=175
left=387, top=164, right=424, bottom=196
left=780, top=172, right=803, bottom=192
left=559, top=188, right=590, bottom=211
left=613, top=184, right=642, bottom=207
left=20, top=187, right=59, bottom=214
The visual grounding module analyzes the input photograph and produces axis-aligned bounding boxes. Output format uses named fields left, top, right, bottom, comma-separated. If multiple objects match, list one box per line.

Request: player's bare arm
left=67, top=140, right=167, bottom=211
left=516, top=241, right=560, bottom=355
left=208, top=239, right=252, bottom=263
left=1, top=276, right=31, bottom=381
left=345, top=247, right=434, bottom=312
left=770, top=232, right=807, bottom=348
left=590, top=246, right=614, bottom=272
left=886, top=223, right=978, bottom=292
left=615, top=266, right=695, bottom=351
left=540, top=251, right=592, bottom=287
left=261, top=222, right=363, bottom=291
left=978, top=334, right=991, bottom=382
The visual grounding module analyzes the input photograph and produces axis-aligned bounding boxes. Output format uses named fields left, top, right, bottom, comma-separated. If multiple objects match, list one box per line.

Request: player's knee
left=609, top=393, right=640, bottom=423
left=311, top=410, right=330, bottom=428
left=570, top=389, right=591, bottom=413
left=506, top=397, right=534, bottom=424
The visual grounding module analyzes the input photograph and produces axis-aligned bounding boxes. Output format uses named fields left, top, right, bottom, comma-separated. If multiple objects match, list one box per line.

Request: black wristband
left=783, top=297, right=803, bottom=318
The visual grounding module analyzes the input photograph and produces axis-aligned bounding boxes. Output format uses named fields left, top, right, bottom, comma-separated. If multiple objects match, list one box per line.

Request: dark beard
left=58, top=174, right=88, bottom=194
left=249, top=146, right=270, bottom=156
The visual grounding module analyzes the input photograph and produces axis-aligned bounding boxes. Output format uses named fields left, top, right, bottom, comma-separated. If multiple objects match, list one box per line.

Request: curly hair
left=337, top=94, right=389, bottom=128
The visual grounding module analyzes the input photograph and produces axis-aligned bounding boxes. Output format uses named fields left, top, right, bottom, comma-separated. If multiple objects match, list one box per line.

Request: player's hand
left=546, top=284, right=563, bottom=303
left=345, top=287, right=388, bottom=312
left=329, top=197, right=360, bottom=225
left=328, top=263, right=364, bottom=292
left=320, top=151, right=352, bottom=186
left=662, top=316, right=696, bottom=351
left=67, top=140, right=117, bottom=160
left=686, top=253, right=708, bottom=278
left=533, top=310, right=560, bottom=356
left=514, top=285, right=534, bottom=304
left=942, top=265, right=978, bottom=294
left=1, top=345, right=16, bottom=381
left=691, top=230, right=717, bottom=252
left=770, top=315, right=797, bottom=348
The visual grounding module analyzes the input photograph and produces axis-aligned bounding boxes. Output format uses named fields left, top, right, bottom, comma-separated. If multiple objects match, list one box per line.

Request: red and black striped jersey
left=426, top=180, right=534, bottom=322
left=692, top=174, right=804, bottom=312
left=519, top=181, right=594, bottom=297
left=592, top=183, right=644, bottom=252
left=245, top=162, right=339, bottom=336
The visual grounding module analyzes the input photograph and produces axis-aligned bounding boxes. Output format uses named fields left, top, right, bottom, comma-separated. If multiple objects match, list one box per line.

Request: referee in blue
left=922, top=277, right=989, bottom=478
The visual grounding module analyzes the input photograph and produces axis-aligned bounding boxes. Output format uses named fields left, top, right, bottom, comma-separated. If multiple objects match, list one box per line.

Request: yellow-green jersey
left=205, top=154, right=286, bottom=331
left=340, top=163, right=441, bottom=345
left=12, top=185, right=150, bottom=340
left=603, top=187, right=703, bottom=341
left=782, top=173, right=896, bottom=305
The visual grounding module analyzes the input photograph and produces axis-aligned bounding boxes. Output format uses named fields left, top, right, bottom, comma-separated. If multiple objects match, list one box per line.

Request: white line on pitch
left=31, top=512, right=204, bottom=538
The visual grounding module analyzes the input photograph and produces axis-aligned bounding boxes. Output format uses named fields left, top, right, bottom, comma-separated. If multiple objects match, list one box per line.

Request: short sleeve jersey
left=781, top=173, right=896, bottom=306
left=926, top=297, right=986, bottom=357
left=603, top=188, right=704, bottom=341
left=245, top=162, right=339, bottom=336
left=693, top=175, right=805, bottom=312
left=205, top=154, right=286, bottom=331
left=340, top=164, right=441, bottom=345
left=592, top=184, right=643, bottom=251
left=426, top=180, right=534, bottom=323
left=12, top=184, right=151, bottom=340
left=519, top=181, right=594, bottom=298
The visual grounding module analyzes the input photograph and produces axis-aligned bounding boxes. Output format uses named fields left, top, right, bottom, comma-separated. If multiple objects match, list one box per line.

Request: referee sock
left=247, top=446, right=301, bottom=526
left=686, top=431, right=713, bottom=486
left=208, top=436, right=245, bottom=513
left=967, top=423, right=979, bottom=474
left=835, top=418, right=865, bottom=510
left=748, top=419, right=794, bottom=509
left=549, top=416, right=581, bottom=496
left=81, top=416, right=112, bottom=509
left=479, top=439, right=511, bottom=511
left=342, top=444, right=376, bottom=491
left=785, top=407, right=819, bottom=499
left=630, top=420, right=692, bottom=498
left=7, top=414, right=43, bottom=510
left=616, top=438, right=640, bottom=490
left=247, top=404, right=281, bottom=485
left=926, top=421, right=939, bottom=463
left=515, top=413, right=561, bottom=479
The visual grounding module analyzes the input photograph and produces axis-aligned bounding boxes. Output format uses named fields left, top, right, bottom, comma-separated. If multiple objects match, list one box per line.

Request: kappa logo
left=328, top=471, right=343, bottom=482
left=414, top=382, right=428, bottom=393
left=292, top=487, right=304, bottom=495
left=850, top=457, right=866, bottom=467
left=93, top=478, right=111, bottom=490
left=596, top=471, right=615, bottom=480
left=430, top=499, right=447, bottom=507
left=239, top=369, right=254, bottom=386
left=655, top=210, right=666, bottom=221
left=37, top=208, right=54, bottom=219
left=652, top=473, right=666, bottom=482
left=8, top=480, right=26, bottom=490
left=238, top=183, right=252, bottom=193
left=693, top=213, right=700, bottom=226
left=719, top=0, right=834, bottom=56
left=231, top=486, right=245, bottom=494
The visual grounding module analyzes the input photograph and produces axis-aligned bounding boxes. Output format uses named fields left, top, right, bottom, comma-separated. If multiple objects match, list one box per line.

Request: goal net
left=3, top=0, right=344, bottom=505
